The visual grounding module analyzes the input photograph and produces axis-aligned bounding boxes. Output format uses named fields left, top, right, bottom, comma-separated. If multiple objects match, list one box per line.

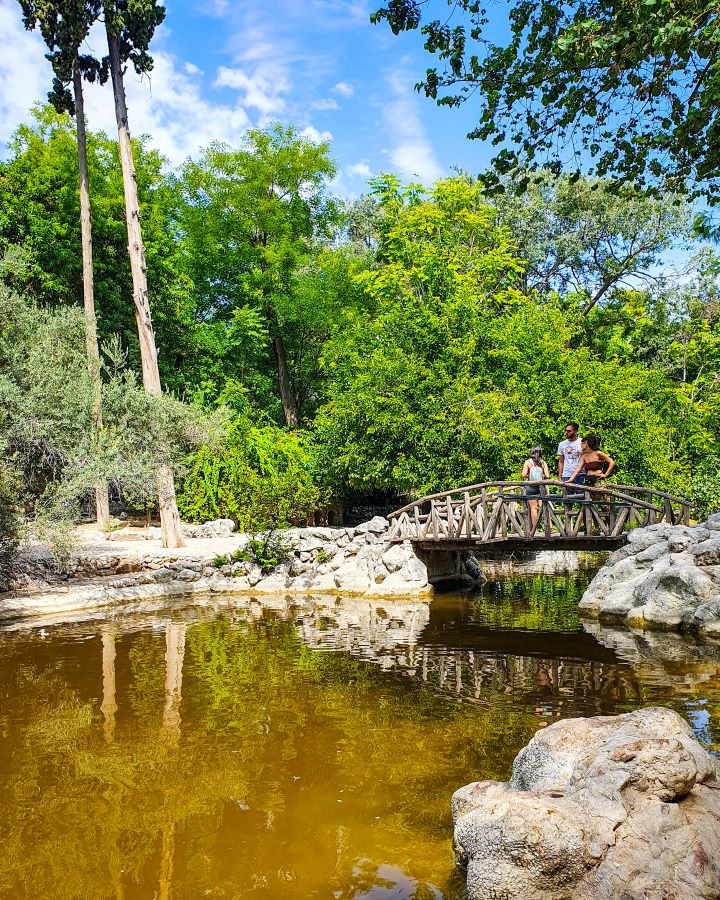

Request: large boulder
left=181, top=518, right=236, bottom=539
left=580, top=519, right=720, bottom=634
left=453, top=707, right=720, bottom=900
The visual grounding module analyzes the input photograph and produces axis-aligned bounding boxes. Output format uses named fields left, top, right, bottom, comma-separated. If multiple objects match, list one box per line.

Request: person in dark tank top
left=566, top=433, right=615, bottom=486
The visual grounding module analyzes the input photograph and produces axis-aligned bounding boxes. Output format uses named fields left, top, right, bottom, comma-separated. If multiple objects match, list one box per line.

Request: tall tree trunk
left=268, top=306, right=299, bottom=427
left=74, top=62, right=110, bottom=530
left=105, top=17, right=184, bottom=548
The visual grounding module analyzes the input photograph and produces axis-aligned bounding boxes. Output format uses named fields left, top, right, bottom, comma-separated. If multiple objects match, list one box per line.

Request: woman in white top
left=522, top=446, right=550, bottom=529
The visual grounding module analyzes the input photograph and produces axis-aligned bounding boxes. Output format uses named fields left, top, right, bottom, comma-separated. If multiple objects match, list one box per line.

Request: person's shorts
left=561, top=476, right=586, bottom=498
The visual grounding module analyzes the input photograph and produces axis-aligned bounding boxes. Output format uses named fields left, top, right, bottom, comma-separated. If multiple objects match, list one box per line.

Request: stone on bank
left=579, top=514, right=720, bottom=635
left=452, top=707, right=720, bottom=900
left=1, top=516, right=439, bottom=622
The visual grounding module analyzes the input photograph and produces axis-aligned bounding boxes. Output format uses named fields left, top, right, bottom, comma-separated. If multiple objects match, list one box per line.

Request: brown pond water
left=1, top=574, right=719, bottom=899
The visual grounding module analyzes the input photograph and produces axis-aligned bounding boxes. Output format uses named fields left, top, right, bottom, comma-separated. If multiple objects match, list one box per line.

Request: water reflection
left=288, top=587, right=720, bottom=730
left=0, top=576, right=718, bottom=899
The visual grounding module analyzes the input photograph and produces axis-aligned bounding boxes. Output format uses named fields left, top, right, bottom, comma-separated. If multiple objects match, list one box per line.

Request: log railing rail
left=386, top=480, right=691, bottom=546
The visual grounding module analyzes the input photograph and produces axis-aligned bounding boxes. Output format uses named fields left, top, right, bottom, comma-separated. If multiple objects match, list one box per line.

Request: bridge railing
left=386, top=480, right=691, bottom=544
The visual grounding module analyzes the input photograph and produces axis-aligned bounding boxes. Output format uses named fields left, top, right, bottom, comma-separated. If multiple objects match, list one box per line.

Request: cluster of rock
left=453, top=707, right=720, bottom=900
left=106, top=518, right=237, bottom=541
left=1, top=517, right=435, bottom=622
left=580, top=514, right=720, bottom=636
left=70, top=516, right=430, bottom=592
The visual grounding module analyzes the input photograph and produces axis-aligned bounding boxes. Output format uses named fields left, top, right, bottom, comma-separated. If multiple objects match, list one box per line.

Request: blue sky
left=0, top=0, right=496, bottom=195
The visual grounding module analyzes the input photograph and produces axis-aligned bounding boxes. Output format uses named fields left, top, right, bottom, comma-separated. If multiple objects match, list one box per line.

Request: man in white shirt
left=557, top=423, right=585, bottom=483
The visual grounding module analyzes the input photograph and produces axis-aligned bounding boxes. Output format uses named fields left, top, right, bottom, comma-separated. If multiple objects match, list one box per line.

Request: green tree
left=0, top=280, right=219, bottom=550
left=18, top=0, right=110, bottom=527
left=489, top=172, right=690, bottom=314
left=315, top=176, right=694, bottom=497
left=175, top=125, right=338, bottom=425
left=177, top=416, right=324, bottom=531
left=371, top=0, right=720, bottom=201
left=0, top=109, right=194, bottom=388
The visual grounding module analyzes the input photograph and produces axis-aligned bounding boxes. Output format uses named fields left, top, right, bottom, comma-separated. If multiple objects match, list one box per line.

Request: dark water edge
left=0, top=574, right=719, bottom=899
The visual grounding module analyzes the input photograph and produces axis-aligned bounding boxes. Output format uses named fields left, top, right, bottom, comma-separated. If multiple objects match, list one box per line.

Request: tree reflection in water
left=0, top=575, right=718, bottom=899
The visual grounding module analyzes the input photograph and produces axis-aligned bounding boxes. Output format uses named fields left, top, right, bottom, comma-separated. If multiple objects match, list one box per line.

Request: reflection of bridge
left=387, top=481, right=691, bottom=551
left=289, top=597, right=720, bottom=717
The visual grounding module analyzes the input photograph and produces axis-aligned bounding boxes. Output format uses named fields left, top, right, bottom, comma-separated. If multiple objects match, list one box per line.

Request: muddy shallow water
left=1, top=574, right=719, bottom=899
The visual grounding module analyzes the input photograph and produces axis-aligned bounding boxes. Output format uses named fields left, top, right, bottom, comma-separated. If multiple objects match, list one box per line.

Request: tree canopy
left=1, top=107, right=718, bottom=548
left=314, top=176, right=698, bottom=497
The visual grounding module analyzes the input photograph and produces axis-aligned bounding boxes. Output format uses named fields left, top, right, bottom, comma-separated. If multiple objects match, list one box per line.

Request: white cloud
left=0, top=0, right=343, bottom=172
left=214, top=65, right=289, bottom=117
left=0, top=5, right=252, bottom=165
left=383, top=70, right=443, bottom=184
left=312, top=98, right=339, bottom=111
left=0, top=2, right=53, bottom=150
left=347, top=161, right=372, bottom=178
left=333, top=81, right=354, bottom=98
left=82, top=51, right=252, bottom=165
left=301, top=125, right=333, bottom=143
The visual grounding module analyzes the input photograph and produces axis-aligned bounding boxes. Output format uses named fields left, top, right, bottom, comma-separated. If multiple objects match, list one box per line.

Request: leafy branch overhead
left=371, top=0, right=720, bottom=201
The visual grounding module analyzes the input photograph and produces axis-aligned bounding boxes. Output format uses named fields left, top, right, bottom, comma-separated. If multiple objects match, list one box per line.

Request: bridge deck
left=387, top=480, right=691, bottom=548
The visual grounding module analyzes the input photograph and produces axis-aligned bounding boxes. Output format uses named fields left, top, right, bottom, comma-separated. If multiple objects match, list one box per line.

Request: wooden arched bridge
left=387, top=481, right=691, bottom=551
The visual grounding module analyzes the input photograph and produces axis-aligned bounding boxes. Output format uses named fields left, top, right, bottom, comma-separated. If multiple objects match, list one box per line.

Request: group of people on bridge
left=521, top=423, right=616, bottom=527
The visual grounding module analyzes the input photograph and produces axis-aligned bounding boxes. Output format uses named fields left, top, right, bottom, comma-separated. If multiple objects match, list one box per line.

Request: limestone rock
left=627, top=561, right=716, bottom=628
left=707, top=512, right=720, bottom=531
left=381, top=543, right=408, bottom=573
left=453, top=708, right=720, bottom=900
left=3, top=515, right=434, bottom=620
left=693, top=537, right=720, bottom=565
left=694, top=597, right=720, bottom=637
left=581, top=518, right=720, bottom=634
left=353, top=516, right=389, bottom=536
left=181, top=518, right=236, bottom=539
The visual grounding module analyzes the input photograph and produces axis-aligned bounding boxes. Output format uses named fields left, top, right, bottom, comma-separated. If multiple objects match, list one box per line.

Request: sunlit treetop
left=19, top=1, right=105, bottom=114
left=371, top=0, right=720, bottom=202
left=18, top=1, right=165, bottom=115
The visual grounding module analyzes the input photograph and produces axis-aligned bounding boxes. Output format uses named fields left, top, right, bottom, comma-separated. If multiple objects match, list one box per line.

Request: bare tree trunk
left=268, top=306, right=299, bottom=427
left=158, top=823, right=175, bottom=900
left=105, top=17, right=184, bottom=548
left=74, top=62, right=110, bottom=530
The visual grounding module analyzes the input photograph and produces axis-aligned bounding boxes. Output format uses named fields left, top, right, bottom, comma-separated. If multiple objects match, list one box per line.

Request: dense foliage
left=177, top=417, right=325, bottom=532
left=0, top=108, right=193, bottom=387
left=0, top=274, right=216, bottom=554
left=314, top=177, right=696, bottom=496
left=1, top=105, right=719, bottom=554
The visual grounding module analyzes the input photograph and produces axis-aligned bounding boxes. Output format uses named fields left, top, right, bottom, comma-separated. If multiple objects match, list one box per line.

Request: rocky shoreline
left=4, top=512, right=720, bottom=635
left=0, top=516, right=436, bottom=623
left=579, top=514, right=720, bottom=636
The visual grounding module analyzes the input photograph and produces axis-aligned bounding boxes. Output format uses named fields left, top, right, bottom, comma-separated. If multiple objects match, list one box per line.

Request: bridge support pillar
left=414, top=547, right=483, bottom=589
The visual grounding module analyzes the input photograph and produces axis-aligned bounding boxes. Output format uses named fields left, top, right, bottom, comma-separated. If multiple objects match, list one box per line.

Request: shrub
left=246, top=534, right=291, bottom=574
left=0, top=461, right=20, bottom=588
left=177, top=416, right=326, bottom=531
